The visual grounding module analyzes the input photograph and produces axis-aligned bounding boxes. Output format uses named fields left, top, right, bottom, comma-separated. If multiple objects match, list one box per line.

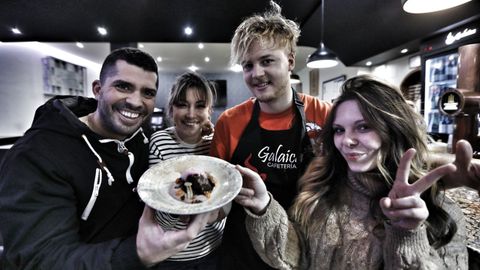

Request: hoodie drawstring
left=80, top=128, right=148, bottom=220
left=81, top=135, right=115, bottom=185
left=81, top=168, right=102, bottom=220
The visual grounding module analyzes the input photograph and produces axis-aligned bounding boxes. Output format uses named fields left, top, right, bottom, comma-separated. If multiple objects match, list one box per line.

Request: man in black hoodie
left=0, top=47, right=215, bottom=269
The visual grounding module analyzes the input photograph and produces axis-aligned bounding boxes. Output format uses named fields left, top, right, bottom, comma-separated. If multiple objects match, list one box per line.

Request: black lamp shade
left=306, top=45, right=338, bottom=69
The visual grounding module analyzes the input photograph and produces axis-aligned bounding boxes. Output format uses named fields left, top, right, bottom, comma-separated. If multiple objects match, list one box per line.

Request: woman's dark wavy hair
left=290, top=74, right=457, bottom=248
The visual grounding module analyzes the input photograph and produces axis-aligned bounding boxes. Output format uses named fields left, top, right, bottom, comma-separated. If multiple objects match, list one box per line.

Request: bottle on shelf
left=446, top=55, right=457, bottom=81
left=428, top=112, right=439, bottom=133
left=438, top=57, right=446, bottom=82
left=430, top=58, right=440, bottom=82
left=438, top=115, right=448, bottom=134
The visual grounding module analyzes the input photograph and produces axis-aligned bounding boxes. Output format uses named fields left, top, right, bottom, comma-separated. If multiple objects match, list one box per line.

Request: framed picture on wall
left=42, top=56, right=87, bottom=97
left=322, top=75, right=346, bottom=102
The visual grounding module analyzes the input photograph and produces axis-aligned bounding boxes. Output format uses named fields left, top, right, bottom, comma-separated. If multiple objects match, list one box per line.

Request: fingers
left=412, top=164, right=456, bottom=194
left=380, top=196, right=429, bottom=230
left=380, top=197, right=392, bottom=209
left=237, top=187, right=255, bottom=197
left=235, top=165, right=267, bottom=194
left=235, top=188, right=257, bottom=208
left=454, top=139, right=473, bottom=169
left=176, top=213, right=210, bottom=243
left=395, top=149, right=416, bottom=185
left=383, top=195, right=426, bottom=210
left=236, top=165, right=262, bottom=181
left=234, top=195, right=255, bottom=208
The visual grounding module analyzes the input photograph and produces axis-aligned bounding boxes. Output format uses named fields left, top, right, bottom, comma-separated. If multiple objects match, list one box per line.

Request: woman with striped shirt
left=149, top=72, right=226, bottom=270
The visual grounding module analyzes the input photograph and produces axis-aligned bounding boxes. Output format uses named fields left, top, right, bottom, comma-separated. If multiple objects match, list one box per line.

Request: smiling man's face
left=92, top=60, right=158, bottom=140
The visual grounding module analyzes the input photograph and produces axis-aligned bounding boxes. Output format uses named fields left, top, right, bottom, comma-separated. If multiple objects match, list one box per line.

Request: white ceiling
left=45, top=42, right=316, bottom=74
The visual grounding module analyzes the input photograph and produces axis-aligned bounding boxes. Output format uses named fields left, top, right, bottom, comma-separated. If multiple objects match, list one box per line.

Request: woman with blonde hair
left=149, top=72, right=226, bottom=270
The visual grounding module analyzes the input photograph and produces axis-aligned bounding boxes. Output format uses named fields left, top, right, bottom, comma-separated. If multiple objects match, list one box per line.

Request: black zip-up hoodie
left=0, top=96, right=150, bottom=269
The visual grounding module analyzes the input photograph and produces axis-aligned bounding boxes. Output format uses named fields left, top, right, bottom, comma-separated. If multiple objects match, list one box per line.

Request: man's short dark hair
left=99, top=47, right=159, bottom=88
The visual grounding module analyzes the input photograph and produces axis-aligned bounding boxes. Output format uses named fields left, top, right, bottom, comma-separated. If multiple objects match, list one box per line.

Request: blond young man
left=210, top=2, right=330, bottom=269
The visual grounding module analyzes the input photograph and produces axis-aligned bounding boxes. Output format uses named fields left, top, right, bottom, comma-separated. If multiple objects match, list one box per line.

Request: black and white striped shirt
left=148, top=127, right=224, bottom=261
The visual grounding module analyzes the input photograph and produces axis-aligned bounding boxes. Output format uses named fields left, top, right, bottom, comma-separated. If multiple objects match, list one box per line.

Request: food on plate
left=174, top=167, right=216, bottom=203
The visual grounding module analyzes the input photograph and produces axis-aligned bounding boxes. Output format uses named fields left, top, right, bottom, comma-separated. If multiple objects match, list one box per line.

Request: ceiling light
left=76, top=42, right=84, bottom=48
left=188, top=64, right=198, bottom=72
left=366, top=61, right=372, bottom=66
left=198, top=43, right=204, bottom=49
left=138, top=43, right=144, bottom=48
left=290, top=73, right=301, bottom=84
left=156, top=56, right=162, bottom=62
left=184, top=27, right=193, bottom=36
left=230, top=64, right=243, bottom=72
left=402, top=0, right=472, bottom=13
left=307, top=43, right=339, bottom=68
left=204, top=57, right=210, bottom=62
left=97, top=27, right=108, bottom=36
left=400, top=48, right=408, bottom=54
left=306, top=0, right=339, bottom=69
left=11, top=27, right=22, bottom=35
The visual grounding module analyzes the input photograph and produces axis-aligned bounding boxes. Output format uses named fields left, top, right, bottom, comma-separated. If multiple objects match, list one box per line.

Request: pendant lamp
left=402, top=0, right=471, bottom=14
left=306, top=0, right=338, bottom=69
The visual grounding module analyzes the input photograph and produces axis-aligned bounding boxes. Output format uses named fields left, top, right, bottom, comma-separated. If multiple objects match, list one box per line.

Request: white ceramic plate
left=137, top=155, right=242, bottom=215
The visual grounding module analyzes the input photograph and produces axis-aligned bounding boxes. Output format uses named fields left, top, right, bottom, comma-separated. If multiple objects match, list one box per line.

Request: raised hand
left=446, top=140, right=480, bottom=193
left=234, top=165, right=270, bottom=215
left=136, top=205, right=216, bottom=266
left=380, top=149, right=457, bottom=230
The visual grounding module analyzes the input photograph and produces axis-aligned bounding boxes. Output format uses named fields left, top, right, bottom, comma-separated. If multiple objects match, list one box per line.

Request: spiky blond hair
left=230, top=1, right=300, bottom=65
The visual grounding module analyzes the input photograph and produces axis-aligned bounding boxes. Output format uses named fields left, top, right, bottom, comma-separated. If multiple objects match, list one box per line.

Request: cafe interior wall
left=0, top=43, right=414, bottom=139
left=0, top=44, right=251, bottom=138
left=0, top=44, right=99, bottom=138
left=298, top=54, right=414, bottom=99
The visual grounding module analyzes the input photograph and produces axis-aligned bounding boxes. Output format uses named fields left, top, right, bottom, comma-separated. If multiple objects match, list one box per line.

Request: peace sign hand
left=380, top=149, right=457, bottom=230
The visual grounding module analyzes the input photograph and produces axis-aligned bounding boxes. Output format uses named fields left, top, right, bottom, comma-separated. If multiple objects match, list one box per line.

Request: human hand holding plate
left=137, top=155, right=242, bottom=215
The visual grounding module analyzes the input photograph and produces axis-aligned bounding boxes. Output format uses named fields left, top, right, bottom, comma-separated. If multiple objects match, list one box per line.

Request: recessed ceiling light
left=402, top=0, right=472, bottom=14
left=184, top=27, right=193, bottom=36
left=156, top=56, right=162, bottom=62
left=204, top=57, right=210, bottom=62
left=366, top=61, right=372, bottom=66
left=11, top=27, right=22, bottom=35
left=188, top=64, right=199, bottom=72
left=76, top=42, right=84, bottom=48
left=138, top=43, right=144, bottom=48
left=230, top=64, right=243, bottom=72
left=198, top=43, right=204, bottom=49
left=401, top=48, right=408, bottom=54
left=97, top=27, right=108, bottom=36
